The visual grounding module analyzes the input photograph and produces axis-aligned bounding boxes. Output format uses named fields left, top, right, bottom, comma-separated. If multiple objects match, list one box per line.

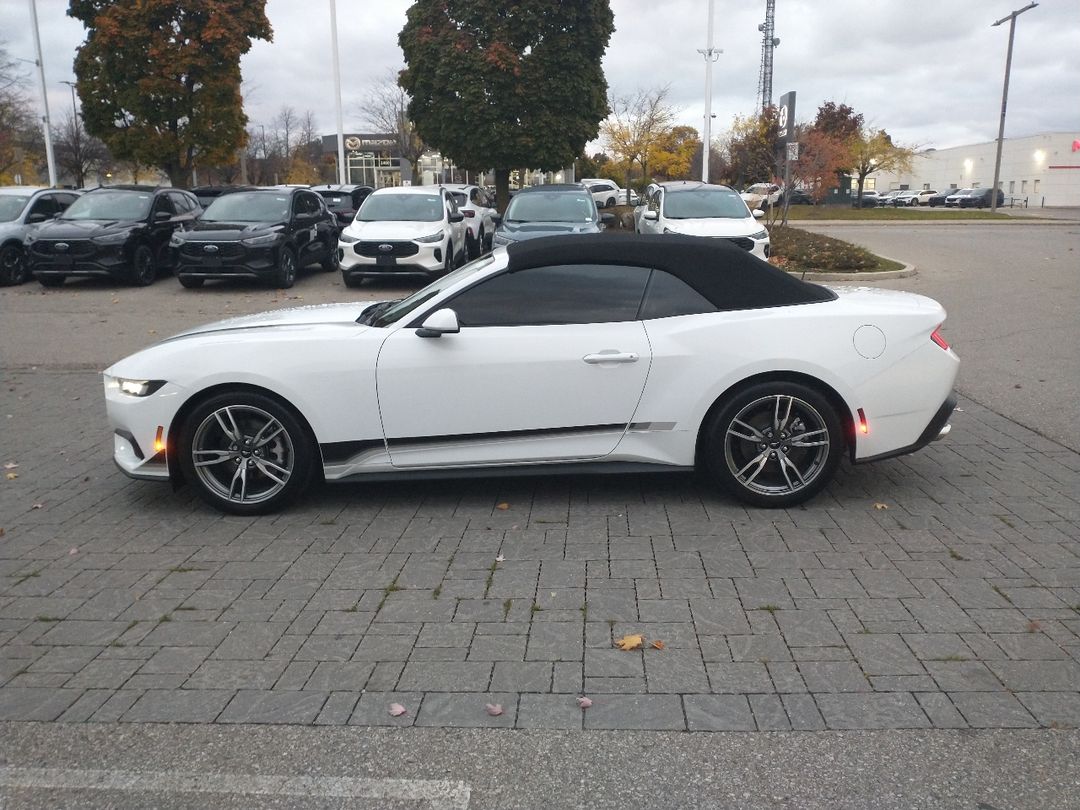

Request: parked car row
left=855, top=187, right=1005, bottom=209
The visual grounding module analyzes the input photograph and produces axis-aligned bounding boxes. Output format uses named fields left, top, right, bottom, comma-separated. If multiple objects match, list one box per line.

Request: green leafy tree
left=399, top=0, right=614, bottom=210
left=68, top=0, right=272, bottom=188
left=721, top=108, right=780, bottom=190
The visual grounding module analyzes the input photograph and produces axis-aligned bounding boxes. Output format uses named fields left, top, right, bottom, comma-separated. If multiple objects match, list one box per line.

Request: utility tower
left=756, top=0, right=780, bottom=112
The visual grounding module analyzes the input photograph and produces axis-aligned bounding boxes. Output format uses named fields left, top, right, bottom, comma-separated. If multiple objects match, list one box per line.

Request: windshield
left=0, top=196, right=31, bottom=222
left=362, top=255, right=496, bottom=328
left=504, top=192, right=596, bottom=223
left=202, top=192, right=290, bottom=222
left=358, top=193, right=444, bottom=222
left=61, top=190, right=152, bottom=221
left=663, top=189, right=749, bottom=220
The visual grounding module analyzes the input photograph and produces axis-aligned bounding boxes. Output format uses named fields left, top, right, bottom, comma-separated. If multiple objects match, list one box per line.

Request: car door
left=638, top=189, right=662, bottom=234
left=290, top=192, right=317, bottom=263
left=375, top=263, right=653, bottom=467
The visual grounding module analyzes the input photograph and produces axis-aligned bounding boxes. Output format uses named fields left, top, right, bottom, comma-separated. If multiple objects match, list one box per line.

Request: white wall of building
left=876, top=132, right=1080, bottom=207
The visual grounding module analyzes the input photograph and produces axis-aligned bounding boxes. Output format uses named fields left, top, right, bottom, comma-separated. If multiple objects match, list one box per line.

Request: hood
left=496, top=220, right=601, bottom=241
left=34, top=219, right=140, bottom=239
left=343, top=220, right=444, bottom=241
left=0, top=221, right=26, bottom=239
left=184, top=220, right=286, bottom=240
left=165, top=302, right=377, bottom=341
left=662, top=218, right=761, bottom=238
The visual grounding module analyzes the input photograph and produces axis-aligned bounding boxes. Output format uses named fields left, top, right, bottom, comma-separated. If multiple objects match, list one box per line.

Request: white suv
left=444, top=184, right=496, bottom=259
left=338, top=186, right=467, bottom=287
left=581, top=179, right=636, bottom=208
left=638, top=181, right=770, bottom=259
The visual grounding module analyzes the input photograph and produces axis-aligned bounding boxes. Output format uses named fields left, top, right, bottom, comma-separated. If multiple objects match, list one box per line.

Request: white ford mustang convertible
left=104, top=234, right=958, bottom=515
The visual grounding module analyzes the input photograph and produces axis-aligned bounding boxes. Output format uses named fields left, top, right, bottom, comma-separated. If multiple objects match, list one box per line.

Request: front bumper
left=30, top=243, right=133, bottom=280
left=339, top=239, right=444, bottom=279
left=174, top=243, right=279, bottom=280
left=105, top=378, right=186, bottom=481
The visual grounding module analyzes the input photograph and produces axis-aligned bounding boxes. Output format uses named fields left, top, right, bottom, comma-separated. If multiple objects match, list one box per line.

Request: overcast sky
left=4, top=0, right=1078, bottom=153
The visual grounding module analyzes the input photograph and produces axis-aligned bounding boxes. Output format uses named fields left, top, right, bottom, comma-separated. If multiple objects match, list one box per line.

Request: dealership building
left=873, top=132, right=1080, bottom=207
left=319, top=134, right=464, bottom=187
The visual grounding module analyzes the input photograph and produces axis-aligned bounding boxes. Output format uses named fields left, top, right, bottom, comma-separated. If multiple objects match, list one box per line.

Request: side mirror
left=26, top=212, right=48, bottom=224
left=752, top=209, right=765, bottom=219
left=643, top=210, right=658, bottom=221
left=601, top=212, right=615, bottom=223
left=154, top=210, right=171, bottom=221
left=448, top=211, right=464, bottom=223
left=415, top=308, right=460, bottom=338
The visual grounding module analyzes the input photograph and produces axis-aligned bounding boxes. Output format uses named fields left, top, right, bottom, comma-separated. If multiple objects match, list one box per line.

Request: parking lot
left=1, top=218, right=1079, bottom=806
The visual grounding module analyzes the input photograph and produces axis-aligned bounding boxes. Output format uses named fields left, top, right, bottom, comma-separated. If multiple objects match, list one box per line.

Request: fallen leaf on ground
left=5, top=473, right=16, bottom=480
left=485, top=703, right=503, bottom=716
left=615, top=633, right=644, bottom=651
left=873, top=502, right=889, bottom=510
left=0, top=528, right=5, bottom=537
left=388, top=703, right=407, bottom=717
left=68, top=548, right=78, bottom=555
left=576, top=696, right=592, bottom=709
left=651, top=640, right=665, bottom=650
left=495, top=502, right=510, bottom=511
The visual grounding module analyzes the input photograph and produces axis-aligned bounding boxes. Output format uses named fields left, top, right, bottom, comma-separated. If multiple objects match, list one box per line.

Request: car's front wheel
left=320, top=239, right=339, bottom=271
left=177, top=390, right=314, bottom=515
left=704, top=382, right=843, bottom=508
left=0, top=243, right=28, bottom=285
left=273, top=247, right=297, bottom=288
left=131, top=244, right=157, bottom=286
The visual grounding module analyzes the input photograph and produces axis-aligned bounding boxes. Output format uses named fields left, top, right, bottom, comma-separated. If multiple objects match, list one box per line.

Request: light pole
left=329, top=0, right=347, bottom=185
left=697, top=0, right=722, bottom=183
left=28, top=0, right=57, bottom=186
left=989, top=2, right=1037, bottom=213
left=60, top=80, right=80, bottom=186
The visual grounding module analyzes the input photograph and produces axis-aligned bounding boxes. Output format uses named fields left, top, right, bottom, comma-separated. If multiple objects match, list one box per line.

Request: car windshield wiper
left=357, top=300, right=397, bottom=326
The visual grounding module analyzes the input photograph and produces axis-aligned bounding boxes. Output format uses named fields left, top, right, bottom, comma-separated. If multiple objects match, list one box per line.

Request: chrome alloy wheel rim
left=191, top=405, right=294, bottom=504
left=724, top=394, right=830, bottom=496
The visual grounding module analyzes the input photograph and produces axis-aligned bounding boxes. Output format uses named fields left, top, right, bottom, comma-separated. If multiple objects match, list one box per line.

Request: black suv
left=310, top=184, right=374, bottom=228
left=27, top=186, right=200, bottom=287
left=169, top=187, right=338, bottom=288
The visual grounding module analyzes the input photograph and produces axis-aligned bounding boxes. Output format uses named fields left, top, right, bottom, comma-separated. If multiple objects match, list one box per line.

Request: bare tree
left=601, top=86, right=676, bottom=201
left=52, top=111, right=111, bottom=187
left=360, top=68, right=426, bottom=182
left=0, top=40, right=44, bottom=183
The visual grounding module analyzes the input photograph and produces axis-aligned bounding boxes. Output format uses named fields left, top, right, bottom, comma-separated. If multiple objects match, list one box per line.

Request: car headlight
left=750, top=229, right=769, bottom=240
left=414, top=231, right=444, bottom=244
left=92, top=230, right=129, bottom=245
left=240, top=231, right=283, bottom=247
left=104, top=375, right=167, bottom=397
left=338, top=232, right=359, bottom=244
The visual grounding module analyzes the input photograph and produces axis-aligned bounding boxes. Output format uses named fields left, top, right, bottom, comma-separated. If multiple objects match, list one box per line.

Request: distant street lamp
left=989, top=2, right=1037, bottom=213
left=697, top=0, right=722, bottom=183
left=60, top=80, right=81, bottom=186
left=28, top=0, right=57, bottom=186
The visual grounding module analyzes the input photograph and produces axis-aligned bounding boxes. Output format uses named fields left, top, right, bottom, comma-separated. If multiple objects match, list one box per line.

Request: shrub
left=769, top=225, right=881, bottom=272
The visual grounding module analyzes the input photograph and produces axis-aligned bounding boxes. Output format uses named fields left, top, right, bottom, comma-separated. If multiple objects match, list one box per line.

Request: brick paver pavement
left=2, top=370, right=1078, bottom=730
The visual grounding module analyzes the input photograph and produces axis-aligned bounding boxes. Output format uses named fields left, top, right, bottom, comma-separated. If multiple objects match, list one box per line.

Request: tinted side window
left=55, top=194, right=79, bottom=210
left=168, top=192, right=191, bottom=213
left=640, top=270, right=717, bottom=320
left=28, top=196, right=58, bottom=218
left=448, top=264, right=651, bottom=327
left=153, top=194, right=175, bottom=216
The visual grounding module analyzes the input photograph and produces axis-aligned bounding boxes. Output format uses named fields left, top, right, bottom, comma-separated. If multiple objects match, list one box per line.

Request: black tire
left=466, top=231, right=480, bottom=261
left=273, top=247, right=297, bottom=289
left=130, top=244, right=157, bottom=286
left=178, top=275, right=204, bottom=289
left=177, top=389, right=314, bottom=515
left=0, top=243, right=27, bottom=286
left=343, top=273, right=364, bottom=288
left=605, top=197, right=616, bottom=208
left=37, top=274, right=65, bottom=288
left=702, top=381, right=844, bottom=508
left=320, top=240, right=339, bottom=272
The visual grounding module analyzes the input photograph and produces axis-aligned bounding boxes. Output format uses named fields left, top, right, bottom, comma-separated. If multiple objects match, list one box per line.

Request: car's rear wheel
left=178, top=390, right=314, bottom=515
left=605, top=196, right=616, bottom=208
left=0, top=244, right=27, bottom=285
left=178, top=275, right=204, bottom=289
left=704, top=382, right=843, bottom=508
left=131, top=244, right=157, bottom=286
left=273, top=247, right=297, bottom=288
left=320, top=239, right=339, bottom=271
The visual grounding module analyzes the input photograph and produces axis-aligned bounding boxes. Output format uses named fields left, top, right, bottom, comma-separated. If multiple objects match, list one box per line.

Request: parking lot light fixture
left=989, top=2, right=1037, bottom=213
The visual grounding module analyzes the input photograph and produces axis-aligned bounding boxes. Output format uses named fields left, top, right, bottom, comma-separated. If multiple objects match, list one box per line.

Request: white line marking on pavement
left=0, top=767, right=471, bottom=809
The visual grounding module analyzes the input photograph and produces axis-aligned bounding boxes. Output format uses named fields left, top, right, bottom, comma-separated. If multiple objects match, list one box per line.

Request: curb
left=783, top=256, right=916, bottom=282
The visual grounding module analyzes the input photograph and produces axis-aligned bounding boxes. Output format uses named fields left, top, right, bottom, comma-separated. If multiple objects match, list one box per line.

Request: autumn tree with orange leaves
left=399, top=0, right=614, bottom=210
left=68, top=0, right=272, bottom=188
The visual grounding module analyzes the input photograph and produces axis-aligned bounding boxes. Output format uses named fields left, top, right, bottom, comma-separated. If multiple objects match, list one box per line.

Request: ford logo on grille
left=203, top=244, right=219, bottom=253
left=378, top=243, right=394, bottom=253
left=54, top=242, right=69, bottom=252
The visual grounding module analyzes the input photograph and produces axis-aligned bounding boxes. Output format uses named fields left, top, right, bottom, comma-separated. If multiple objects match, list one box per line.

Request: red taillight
left=930, top=326, right=950, bottom=351
left=462, top=209, right=475, bottom=217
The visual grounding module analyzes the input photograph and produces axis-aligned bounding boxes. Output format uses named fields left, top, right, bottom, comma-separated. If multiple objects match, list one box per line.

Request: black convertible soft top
left=504, top=234, right=835, bottom=310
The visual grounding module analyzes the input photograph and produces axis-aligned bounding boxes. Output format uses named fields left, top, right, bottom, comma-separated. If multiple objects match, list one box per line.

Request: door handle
left=583, top=351, right=639, bottom=364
